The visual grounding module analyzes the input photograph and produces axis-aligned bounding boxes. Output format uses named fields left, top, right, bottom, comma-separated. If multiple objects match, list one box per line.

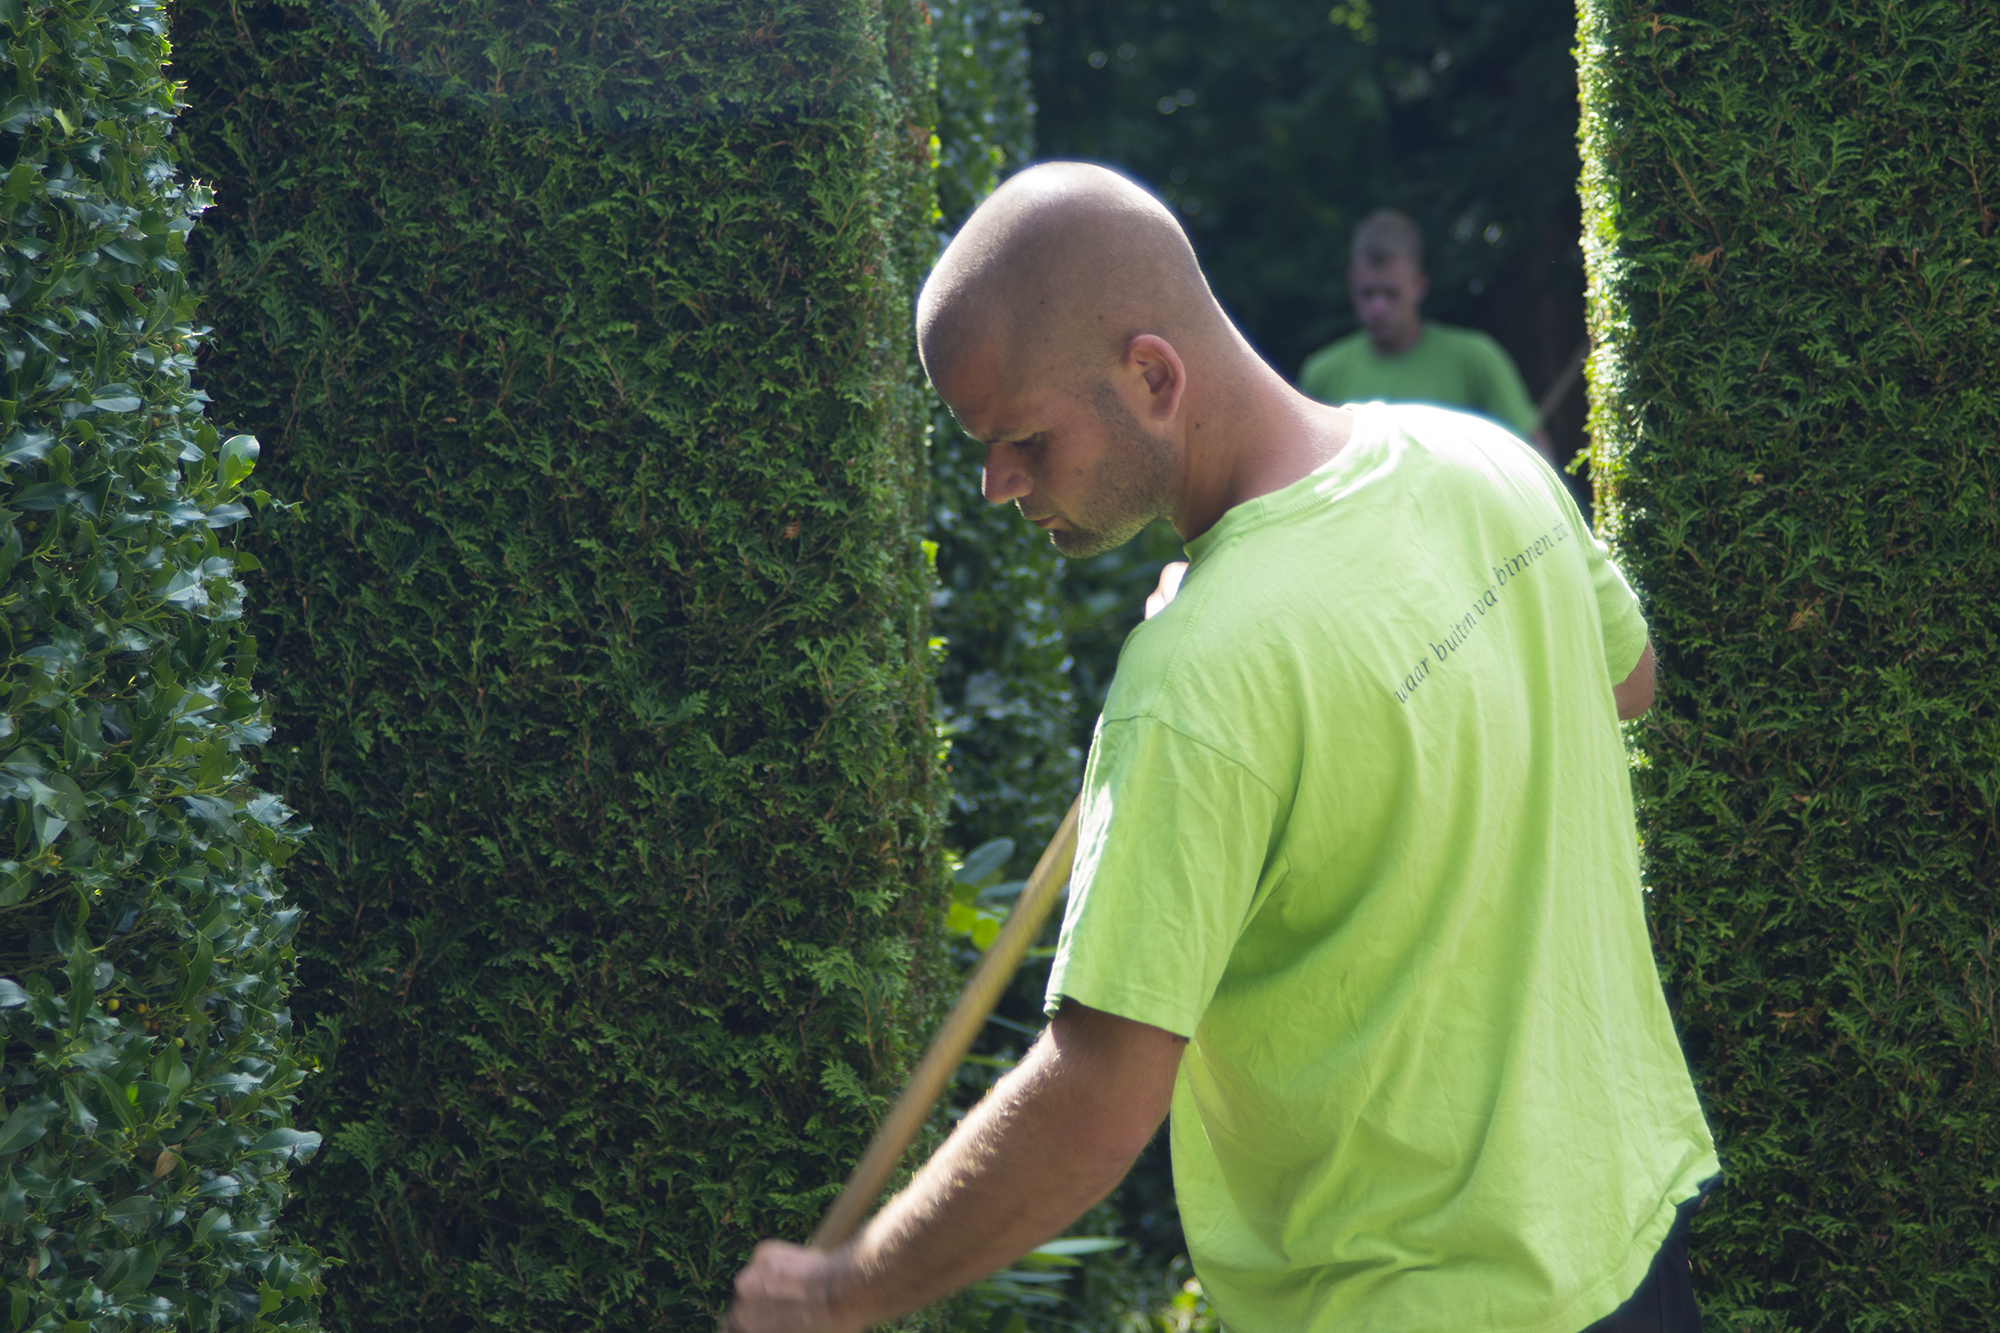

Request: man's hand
left=721, top=1003, right=1184, bottom=1333
left=724, top=1240, right=862, bottom=1333
left=1146, top=561, right=1189, bottom=620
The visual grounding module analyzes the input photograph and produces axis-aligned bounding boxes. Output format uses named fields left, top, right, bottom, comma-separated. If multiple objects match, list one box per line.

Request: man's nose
left=982, top=443, right=1032, bottom=505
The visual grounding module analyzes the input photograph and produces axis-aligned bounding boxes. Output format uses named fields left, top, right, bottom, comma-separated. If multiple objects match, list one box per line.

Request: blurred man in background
left=1299, top=209, right=1554, bottom=463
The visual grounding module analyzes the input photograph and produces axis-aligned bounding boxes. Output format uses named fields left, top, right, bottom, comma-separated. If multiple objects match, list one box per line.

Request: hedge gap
left=175, top=1, right=950, bottom=1327
left=1578, top=2, right=2000, bottom=1328
left=926, top=0, right=1075, bottom=863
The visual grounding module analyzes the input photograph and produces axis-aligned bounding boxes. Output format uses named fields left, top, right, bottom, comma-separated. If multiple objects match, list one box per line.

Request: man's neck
left=1169, top=355, right=1353, bottom=544
left=1369, top=320, right=1425, bottom=357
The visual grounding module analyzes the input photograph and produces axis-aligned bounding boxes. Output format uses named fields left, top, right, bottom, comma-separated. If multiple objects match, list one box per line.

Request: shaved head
left=918, top=163, right=1231, bottom=397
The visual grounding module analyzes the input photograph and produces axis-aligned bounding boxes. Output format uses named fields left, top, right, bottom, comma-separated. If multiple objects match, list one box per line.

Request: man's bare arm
left=1614, top=639, right=1655, bottom=720
left=725, top=1002, right=1186, bottom=1333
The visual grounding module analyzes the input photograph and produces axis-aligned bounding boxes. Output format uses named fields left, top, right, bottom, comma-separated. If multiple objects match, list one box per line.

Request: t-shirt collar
left=1183, top=404, right=1387, bottom=565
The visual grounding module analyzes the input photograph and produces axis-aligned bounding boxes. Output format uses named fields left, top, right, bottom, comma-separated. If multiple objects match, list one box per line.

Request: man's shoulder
left=1296, top=330, right=1376, bottom=386
left=1303, top=329, right=1371, bottom=363
left=1418, top=326, right=1539, bottom=432
left=1421, top=322, right=1510, bottom=361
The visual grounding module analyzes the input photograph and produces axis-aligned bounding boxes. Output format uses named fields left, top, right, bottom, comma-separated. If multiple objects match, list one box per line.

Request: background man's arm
left=1614, top=639, right=1655, bottom=720
left=725, top=1002, right=1186, bottom=1333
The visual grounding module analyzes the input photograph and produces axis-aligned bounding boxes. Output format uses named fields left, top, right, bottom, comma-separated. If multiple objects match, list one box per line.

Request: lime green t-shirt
left=1044, top=404, right=1718, bottom=1333
left=1298, top=323, right=1540, bottom=438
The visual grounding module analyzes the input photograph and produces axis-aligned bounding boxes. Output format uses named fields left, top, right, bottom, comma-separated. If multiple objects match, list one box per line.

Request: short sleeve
left=1533, top=450, right=1647, bottom=683
left=1044, top=715, right=1286, bottom=1039
left=1582, top=527, right=1648, bottom=683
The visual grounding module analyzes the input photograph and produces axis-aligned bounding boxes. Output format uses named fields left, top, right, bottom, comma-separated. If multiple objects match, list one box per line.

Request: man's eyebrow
left=968, top=426, right=1038, bottom=447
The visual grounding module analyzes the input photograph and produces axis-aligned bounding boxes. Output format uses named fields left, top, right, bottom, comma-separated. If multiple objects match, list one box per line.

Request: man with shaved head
left=727, top=164, right=1716, bottom=1333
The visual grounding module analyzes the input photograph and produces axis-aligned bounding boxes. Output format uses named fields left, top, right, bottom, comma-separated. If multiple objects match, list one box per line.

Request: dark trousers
left=1577, top=1190, right=1709, bottom=1333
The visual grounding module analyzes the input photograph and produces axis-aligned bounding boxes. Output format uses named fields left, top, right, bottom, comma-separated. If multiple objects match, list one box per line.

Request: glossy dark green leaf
left=0, top=1097, right=60, bottom=1155
left=218, top=433, right=258, bottom=488
left=61, top=1083, right=97, bottom=1135
left=245, top=1127, right=321, bottom=1162
left=108, top=1242, right=160, bottom=1298
left=191, top=1206, right=229, bottom=1244
left=103, top=1193, right=157, bottom=1222
left=89, top=1073, right=135, bottom=1130
left=88, top=385, right=141, bottom=412
left=12, top=480, right=81, bottom=509
left=194, top=1174, right=240, bottom=1199
left=0, top=428, right=52, bottom=466
left=954, top=836, right=1015, bottom=887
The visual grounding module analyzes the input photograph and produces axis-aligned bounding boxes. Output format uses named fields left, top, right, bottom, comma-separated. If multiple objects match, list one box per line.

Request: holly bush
left=0, top=0, right=320, bottom=1328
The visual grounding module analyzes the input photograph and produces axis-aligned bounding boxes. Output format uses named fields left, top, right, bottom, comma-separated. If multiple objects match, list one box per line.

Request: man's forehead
left=934, top=337, right=1045, bottom=442
left=1352, top=256, right=1420, bottom=283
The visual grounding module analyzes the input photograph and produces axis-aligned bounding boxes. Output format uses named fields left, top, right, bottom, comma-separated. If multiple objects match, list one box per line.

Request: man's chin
left=1050, top=527, right=1129, bottom=559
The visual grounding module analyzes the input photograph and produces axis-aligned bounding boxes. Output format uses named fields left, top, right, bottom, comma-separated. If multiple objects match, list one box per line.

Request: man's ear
left=1122, top=334, right=1187, bottom=424
left=1414, top=269, right=1432, bottom=303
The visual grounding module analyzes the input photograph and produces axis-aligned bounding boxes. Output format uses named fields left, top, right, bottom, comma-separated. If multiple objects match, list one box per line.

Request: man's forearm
left=727, top=1005, right=1184, bottom=1333
left=839, top=1033, right=1141, bottom=1322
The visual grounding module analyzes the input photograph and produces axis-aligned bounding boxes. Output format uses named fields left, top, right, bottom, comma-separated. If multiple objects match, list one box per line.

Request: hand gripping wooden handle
left=808, top=794, right=1083, bottom=1252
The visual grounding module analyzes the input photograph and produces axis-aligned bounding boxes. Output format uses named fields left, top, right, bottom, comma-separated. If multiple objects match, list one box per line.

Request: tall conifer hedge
left=175, top=2, right=949, bottom=1327
left=1578, top=3, right=1999, bottom=1328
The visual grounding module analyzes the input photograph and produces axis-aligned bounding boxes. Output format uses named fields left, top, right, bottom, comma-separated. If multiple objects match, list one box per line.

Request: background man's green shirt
left=1044, top=405, right=1718, bottom=1333
left=1299, top=323, right=1541, bottom=438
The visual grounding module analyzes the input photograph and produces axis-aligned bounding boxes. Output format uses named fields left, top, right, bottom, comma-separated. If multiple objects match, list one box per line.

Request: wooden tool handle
left=808, top=794, right=1084, bottom=1252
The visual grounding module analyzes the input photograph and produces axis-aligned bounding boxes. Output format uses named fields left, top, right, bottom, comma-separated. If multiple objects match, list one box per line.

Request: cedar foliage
left=0, top=0, right=321, bottom=1328
left=174, top=1, right=949, bottom=1327
left=1578, top=2, right=2000, bottom=1328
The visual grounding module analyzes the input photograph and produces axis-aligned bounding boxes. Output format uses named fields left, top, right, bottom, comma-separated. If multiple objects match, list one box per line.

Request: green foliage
left=174, top=0, right=948, bottom=1327
left=928, top=0, right=1077, bottom=860
left=933, top=0, right=1036, bottom=230
left=0, top=0, right=319, bottom=1328
left=1578, top=2, right=2000, bottom=1328
left=310, top=0, right=874, bottom=127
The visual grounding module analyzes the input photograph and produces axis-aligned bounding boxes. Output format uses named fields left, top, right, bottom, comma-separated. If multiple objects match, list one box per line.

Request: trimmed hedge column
left=1579, top=3, right=1999, bottom=1328
left=176, top=2, right=948, bottom=1328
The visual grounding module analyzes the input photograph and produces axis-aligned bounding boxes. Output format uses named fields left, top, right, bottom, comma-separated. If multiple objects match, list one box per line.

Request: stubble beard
left=1045, top=385, right=1175, bottom=558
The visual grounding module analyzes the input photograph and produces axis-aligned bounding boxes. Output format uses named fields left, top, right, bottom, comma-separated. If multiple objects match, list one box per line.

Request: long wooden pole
left=808, top=794, right=1083, bottom=1252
